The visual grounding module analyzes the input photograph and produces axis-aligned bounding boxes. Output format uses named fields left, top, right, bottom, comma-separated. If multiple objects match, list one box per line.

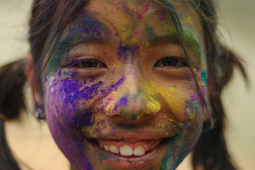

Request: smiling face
left=43, top=0, right=207, bottom=169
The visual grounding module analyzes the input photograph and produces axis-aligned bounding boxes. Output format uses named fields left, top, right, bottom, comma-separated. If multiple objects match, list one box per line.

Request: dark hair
left=0, top=0, right=248, bottom=170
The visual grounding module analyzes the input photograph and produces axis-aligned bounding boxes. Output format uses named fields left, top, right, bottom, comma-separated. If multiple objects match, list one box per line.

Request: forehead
left=61, top=0, right=204, bottom=46
left=86, top=0, right=196, bottom=20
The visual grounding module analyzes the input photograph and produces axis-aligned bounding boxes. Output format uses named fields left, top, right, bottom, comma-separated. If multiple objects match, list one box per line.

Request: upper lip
left=83, top=129, right=177, bottom=141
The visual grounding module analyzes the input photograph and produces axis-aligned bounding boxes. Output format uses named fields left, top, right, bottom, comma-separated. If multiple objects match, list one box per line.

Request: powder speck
left=138, top=13, right=142, bottom=19
left=159, top=13, right=164, bottom=20
left=120, top=97, right=129, bottom=106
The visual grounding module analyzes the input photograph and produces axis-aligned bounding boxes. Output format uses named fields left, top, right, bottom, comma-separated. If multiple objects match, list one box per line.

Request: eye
left=71, top=59, right=107, bottom=69
left=154, top=57, right=188, bottom=68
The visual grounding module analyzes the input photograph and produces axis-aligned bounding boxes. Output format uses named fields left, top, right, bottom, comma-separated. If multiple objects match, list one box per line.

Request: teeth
left=100, top=144, right=146, bottom=156
left=134, top=145, right=145, bottom=156
left=110, top=145, right=119, bottom=154
left=104, top=145, right=110, bottom=151
left=120, top=145, right=133, bottom=156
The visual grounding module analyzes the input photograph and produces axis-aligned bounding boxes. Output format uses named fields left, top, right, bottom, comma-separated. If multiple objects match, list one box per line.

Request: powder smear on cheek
left=46, top=76, right=99, bottom=169
left=46, top=73, right=126, bottom=169
left=140, top=80, right=198, bottom=122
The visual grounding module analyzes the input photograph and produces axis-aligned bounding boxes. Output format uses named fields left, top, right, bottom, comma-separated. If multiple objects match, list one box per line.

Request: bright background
left=0, top=0, right=254, bottom=169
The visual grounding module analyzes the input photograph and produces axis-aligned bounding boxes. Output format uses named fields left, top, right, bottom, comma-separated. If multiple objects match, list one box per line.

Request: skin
left=39, top=0, right=208, bottom=169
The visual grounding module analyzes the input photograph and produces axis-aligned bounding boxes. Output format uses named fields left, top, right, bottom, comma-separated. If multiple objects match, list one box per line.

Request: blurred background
left=0, top=0, right=254, bottom=169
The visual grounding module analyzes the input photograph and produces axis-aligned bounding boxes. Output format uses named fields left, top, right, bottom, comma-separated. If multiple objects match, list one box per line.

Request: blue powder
left=117, top=46, right=134, bottom=63
left=120, top=97, right=129, bottom=106
left=201, top=71, right=207, bottom=84
left=56, top=76, right=126, bottom=128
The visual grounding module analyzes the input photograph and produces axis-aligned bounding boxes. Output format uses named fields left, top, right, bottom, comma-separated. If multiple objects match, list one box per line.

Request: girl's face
left=44, top=0, right=207, bottom=169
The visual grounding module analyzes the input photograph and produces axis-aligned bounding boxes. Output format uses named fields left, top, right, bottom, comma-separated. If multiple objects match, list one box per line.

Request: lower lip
left=90, top=138, right=169, bottom=169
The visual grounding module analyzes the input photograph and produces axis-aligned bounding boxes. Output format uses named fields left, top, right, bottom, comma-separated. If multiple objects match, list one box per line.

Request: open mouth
left=93, top=138, right=164, bottom=156
left=88, top=138, right=170, bottom=168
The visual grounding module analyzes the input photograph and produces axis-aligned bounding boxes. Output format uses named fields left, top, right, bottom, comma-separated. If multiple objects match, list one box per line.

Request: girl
left=0, top=0, right=248, bottom=170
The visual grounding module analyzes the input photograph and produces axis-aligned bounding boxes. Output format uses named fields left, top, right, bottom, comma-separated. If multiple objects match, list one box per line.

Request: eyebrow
left=55, top=29, right=201, bottom=58
left=148, top=30, right=201, bottom=57
left=56, top=34, right=109, bottom=56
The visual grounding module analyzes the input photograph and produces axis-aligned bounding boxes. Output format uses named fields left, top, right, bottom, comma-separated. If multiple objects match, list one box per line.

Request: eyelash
left=68, top=59, right=107, bottom=69
left=154, top=57, right=189, bottom=68
left=68, top=57, right=188, bottom=69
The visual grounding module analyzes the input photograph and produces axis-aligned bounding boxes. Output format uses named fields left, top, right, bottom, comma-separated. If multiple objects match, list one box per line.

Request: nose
left=103, top=66, right=161, bottom=121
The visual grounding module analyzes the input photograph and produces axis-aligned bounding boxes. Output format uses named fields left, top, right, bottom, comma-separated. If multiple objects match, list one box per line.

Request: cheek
left=141, top=79, right=204, bottom=123
left=44, top=75, right=125, bottom=142
left=44, top=75, right=104, bottom=168
left=162, top=88, right=203, bottom=122
left=44, top=74, right=126, bottom=168
left=44, top=77, right=93, bottom=151
left=45, top=77, right=98, bottom=131
left=184, top=92, right=203, bottom=121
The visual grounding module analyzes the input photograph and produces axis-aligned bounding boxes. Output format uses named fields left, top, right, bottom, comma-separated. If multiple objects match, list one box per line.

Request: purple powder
left=120, top=97, right=129, bottom=107
left=138, top=13, right=142, bottom=19
left=117, top=46, right=134, bottom=63
left=159, top=13, right=164, bottom=20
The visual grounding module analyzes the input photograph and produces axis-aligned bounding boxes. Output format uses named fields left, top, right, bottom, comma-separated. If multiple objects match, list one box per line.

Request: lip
left=81, top=125, right=178, bottom=169
left=84, top=130, right=175, bottom=169
left=89, top=137, right=169, bottom=169
left=82, top=129, right=176, bottom=140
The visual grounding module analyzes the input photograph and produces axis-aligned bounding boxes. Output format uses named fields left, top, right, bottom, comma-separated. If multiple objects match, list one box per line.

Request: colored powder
left=120, top=97, right=129, bottom=107
left=159, top=13, right=164, bottom=20
left=181, top=16, right=192, bottom=24
left=145, top=25, right=158, bottom=41
left=185, top=99, right=199, bottom=120
left=138, top=13, right=142, bottom=19
left=60, top=78, right=103, bottom=105
left=117, top=45, right=134, bottom=63
left=201, top=71, right=207, bottom=84
left=145, top=95, right=161, bottom=114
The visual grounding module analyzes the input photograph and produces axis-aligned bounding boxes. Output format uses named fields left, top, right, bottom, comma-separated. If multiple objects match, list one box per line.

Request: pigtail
left=0, top=122, right=20, bottom=170
left=192, top=46, right=248, bottom=170
left=0, top=59, right=27, bottom=170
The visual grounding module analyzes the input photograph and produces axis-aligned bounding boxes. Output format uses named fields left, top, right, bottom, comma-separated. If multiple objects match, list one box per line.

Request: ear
left=26, top=54, right=43, bottom=106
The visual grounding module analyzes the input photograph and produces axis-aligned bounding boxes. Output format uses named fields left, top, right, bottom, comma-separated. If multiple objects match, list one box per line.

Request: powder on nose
left=117, top=46, right=134, bottom=63
left=120, top=97, right=129, bottom=107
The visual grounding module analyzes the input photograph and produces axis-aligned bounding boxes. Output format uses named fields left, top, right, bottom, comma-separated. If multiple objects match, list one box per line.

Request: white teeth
left=110, top=145, right=119, bottom=154
left=104, top=145, right=110, bottom=151
left=134, top=145, right=145, bottom=156
left=101, top=144, right=146, bottom=156
left=120, top=145, right=133, bottom=156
